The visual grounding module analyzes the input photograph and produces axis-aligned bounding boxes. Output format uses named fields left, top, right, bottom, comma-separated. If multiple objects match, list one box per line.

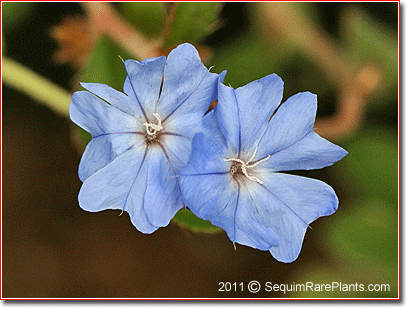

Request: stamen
left=143, top=113, right=163, bottom=136
left=224, top=146, right=270, bottom=184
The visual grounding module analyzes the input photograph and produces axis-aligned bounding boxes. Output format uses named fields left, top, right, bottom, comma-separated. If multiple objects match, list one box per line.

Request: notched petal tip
left=169, top=42, right=198, bottom=57
left=218, top=70, right=227, bottom=83
left=123, top=56, right=167, bottom=71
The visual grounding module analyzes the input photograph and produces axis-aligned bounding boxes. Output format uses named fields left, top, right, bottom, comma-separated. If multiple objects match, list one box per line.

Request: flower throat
left=143, top=113, right=163, bottom=144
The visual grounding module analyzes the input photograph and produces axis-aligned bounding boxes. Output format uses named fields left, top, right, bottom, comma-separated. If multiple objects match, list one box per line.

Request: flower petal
left=180, top=122, right=280, bottom=250
left=181, top=117, right=231, bottom=176
left=216, top=74, right=284, bottom=154
left=78, top=146, right=159, bottom=234
left=255, top=172, right=339, bottom=263
left=257, top=92, right=318, bottom=159
left=80, top=82, right=145, bottom=123
left=142, top=146, right=184, bottom=227
left=181, top=173, right=280, bottom=250
left=123, top=56, right=166, bottom=118
left=235, top=74, right=284, bottom=151
left=258, top=132, right=348, bottom=172
left=78, top=133, right=145, bottom=182
left=69, top=91, right=138, bottom=137
left=180, top=169, right=234, bottom=226
left=216, top=82, right=241, bottom=152
left=157, top=43, right=217, bottom=119
left=161, top=134, right=192, bottom=172
left=231, top=182, right=281, bottom=250
left=163, top=70, right=225, bottom=135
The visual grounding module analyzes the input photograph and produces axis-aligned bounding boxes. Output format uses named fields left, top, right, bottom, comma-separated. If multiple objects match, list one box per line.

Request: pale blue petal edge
left=257, top=91, right=318, bottom=160
left=258, top=131, right=348, bottom=172
left=158, top=43, right=216, bottom=120
left=69, top=91, right=138, bottom=137
left=78, top=133, right=144, bottom=182
left=123, top=56, right=166, bottom=119
left=78, top=146, right=160, bottom=234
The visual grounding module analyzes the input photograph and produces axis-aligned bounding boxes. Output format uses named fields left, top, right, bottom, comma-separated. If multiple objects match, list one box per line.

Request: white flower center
left=143, top=113, right=163, bottom=136
left=224, top=146, right=270, bottom=184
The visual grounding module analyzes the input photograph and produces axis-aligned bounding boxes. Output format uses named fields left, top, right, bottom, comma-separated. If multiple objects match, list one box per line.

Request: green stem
left=2, top=57, right=71, bottom=117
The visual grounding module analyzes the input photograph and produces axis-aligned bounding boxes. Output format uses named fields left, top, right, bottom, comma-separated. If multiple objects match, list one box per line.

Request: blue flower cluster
left=70, top=43, right=347, bottom=262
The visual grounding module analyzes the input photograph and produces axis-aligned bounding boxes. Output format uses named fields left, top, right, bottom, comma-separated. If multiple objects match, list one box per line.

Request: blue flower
left=70, top=43, right=224, bottom=233
left=180, top=74, right=348, bottom=263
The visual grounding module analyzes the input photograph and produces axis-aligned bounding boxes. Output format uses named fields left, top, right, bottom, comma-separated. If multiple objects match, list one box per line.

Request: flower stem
left=2, top=57, right=71, bottom=118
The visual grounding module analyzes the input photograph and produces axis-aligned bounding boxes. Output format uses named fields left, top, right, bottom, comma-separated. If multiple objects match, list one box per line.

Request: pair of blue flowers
left=70, top=43, right=347, bottom=263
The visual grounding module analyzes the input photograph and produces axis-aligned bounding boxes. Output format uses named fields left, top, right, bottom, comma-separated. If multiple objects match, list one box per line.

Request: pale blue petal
left=257, top=92, right=318, bottom=160
left=78, top=146, right=159, bottom=234
left=80, top=82, right=145, bottom=123
left=230, top=182, right=280, bottom=250
left=235, top=74, right=284, bottom=151
left=78, top=133, right=145, bottom=182
left=180, top=123, right=280, bottom=249
left=181, top=173, right=280, bottom=250
left=215, top=74, right=283, bottom=154
left=157, top=43, right=215, bottom=119
left=123, top=56, right=166, bottom=118
left=180, top=124, right=230, bottom=176
left=161, top=134, right=192, bottom=172
left=253, top=172, right=339, bottom=263
left=257, top=132, right=348, bottom=172
left=216, top=82, right=241, bottom=152
left=163, top=71, right=225, bottom=135
left=163, top=107, right=228, bottom=173
left=142, top=146, right=183, bottom=227
left=201, top=109, right=228, bottom=146
left=180, top=170, right=234, bottom=225
left=69, top=91, right=138, bottom=137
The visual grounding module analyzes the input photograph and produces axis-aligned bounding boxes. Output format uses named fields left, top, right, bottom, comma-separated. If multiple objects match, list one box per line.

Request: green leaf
left=165, top=3, right=222, bottom=47
left=80, top=35, right=133, bottom=92
left=172, top=209, right=222, bottom=234
left=119, top=2, right=166, bottom=38
left=339, top=126, right=398, bottom=205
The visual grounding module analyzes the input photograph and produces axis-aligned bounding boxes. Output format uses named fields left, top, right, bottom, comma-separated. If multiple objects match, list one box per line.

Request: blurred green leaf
left=322, top=198, right=398, bottom=296
left=341, top=7, right=398, bottom=105
left=172, top=209, right=222, bottom=234
left=119, top=2, right=166, bottom=38
left=339, top=126, right=398, bottom=205
left=212, top=32, right=297, bottom=89
left=75, top=127, right=92, bottom=146
left=2, top=2, right=36, bottom=31
left=80, top=35, right=133, bottom=92
left=329, top=199, right=398, bottom=267
left=164, top=3, right=222, bottom=47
